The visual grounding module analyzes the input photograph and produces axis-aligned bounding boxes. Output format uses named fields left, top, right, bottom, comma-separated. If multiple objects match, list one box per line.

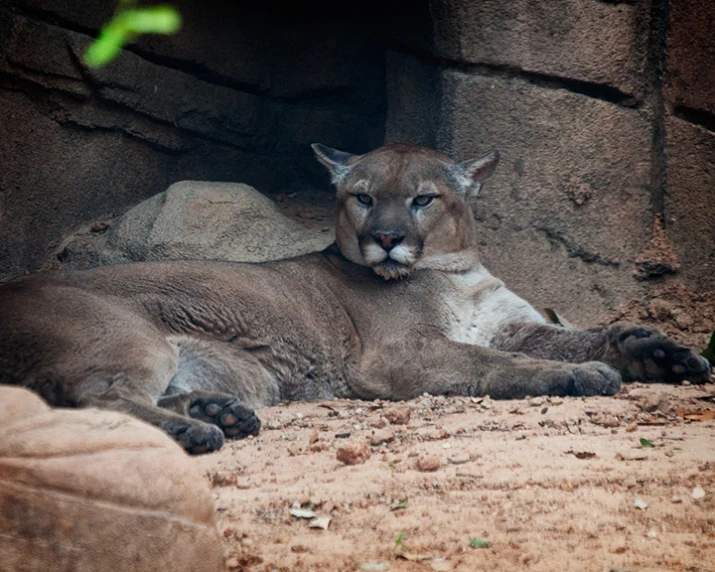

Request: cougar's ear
left=311, top=143, right=357, bottom=185
left=453, top=149, right=500, bottom=198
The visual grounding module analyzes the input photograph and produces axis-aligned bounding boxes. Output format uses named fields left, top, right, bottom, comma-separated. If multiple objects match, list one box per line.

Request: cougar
left=0, top=144, right=710, bottom=453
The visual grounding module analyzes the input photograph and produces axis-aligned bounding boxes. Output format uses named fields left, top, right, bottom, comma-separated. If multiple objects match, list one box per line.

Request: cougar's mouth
left=374, top=258, right=412, bottom=280
left=362, top=242, right=417, bottom=280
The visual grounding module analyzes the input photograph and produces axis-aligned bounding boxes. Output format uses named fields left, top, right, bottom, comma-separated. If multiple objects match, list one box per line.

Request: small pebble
left=416, top=455, right=441, bottom=472
left=336, top=441, right=371, bottom=465
left=383, top=405, right=412, bottom=425
left=369, top=429, right=394, bottom=446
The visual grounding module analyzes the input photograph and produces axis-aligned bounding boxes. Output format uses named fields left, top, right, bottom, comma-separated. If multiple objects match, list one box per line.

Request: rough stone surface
left=58, top=182, right=334, bottom=268
left=664, top=0, right=715, bottom=116
left=429, top=0, right=648, bottom=97
left=663, top=117, right=715, bottom=292
left=2, top=0, right=714, bottom=325
left=0, top=386, right=225, bottom=572
left=0, top=0, right=387, bottom=282
left=385, top=50, right=441, bottom=148
left=389, top=66, right=654, bottom=324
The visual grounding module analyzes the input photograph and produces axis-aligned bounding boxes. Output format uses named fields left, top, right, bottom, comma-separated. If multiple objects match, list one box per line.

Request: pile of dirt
left=600, top=281, right=715, bottom=350
left=198, top=383, right=715, bottom=572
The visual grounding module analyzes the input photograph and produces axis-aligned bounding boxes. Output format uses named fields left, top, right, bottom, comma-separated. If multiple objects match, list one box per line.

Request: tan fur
left=0, top=144, right=709, bottom=453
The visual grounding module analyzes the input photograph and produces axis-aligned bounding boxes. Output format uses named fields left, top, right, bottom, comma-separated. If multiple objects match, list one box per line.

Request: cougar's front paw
left=168, top=421, right=225, bottom=455
left=605, top=322, right=712, bottom=384
left=568, top=362, right=622, bottom=396
left=189, top=395, right=261, bottom=438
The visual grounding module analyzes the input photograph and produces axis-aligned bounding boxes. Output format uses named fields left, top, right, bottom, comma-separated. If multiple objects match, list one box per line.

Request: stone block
left=0, top=386, right=225, bottom=572
left=430, top=0, right=648, bottom=97
left=664, top=0, right=715, bottom=116
left=1, top=15, right=90, bottom=97
left=135, top=0, right=269, bottom=89
left=404, top=68, right=655, bottom=324
left=664, top=116, right=715, bottom=291
left=66, top=33, right=261, bottom=149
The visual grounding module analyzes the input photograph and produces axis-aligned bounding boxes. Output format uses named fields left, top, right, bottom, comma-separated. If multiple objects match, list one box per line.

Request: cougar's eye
left=354, top=193, right=373, bottom=206
left=412, top=195, right=435, bottom=208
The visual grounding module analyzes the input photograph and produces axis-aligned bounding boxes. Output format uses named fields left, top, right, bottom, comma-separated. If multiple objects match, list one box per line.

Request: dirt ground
left=197, top=377, right=715, bottom=572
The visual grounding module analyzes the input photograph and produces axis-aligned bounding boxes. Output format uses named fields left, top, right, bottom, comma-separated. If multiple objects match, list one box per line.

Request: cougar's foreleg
left=493, top=322, right=711, bottom=384
left=355, top=332, right=621, bottom=400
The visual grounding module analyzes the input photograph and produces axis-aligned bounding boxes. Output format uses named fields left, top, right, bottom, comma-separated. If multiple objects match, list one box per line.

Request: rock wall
left=1, top=0, right=713, bottom=327
left=0, top=0, right=390, bottom=281
left=387, top=0, right=715, bottom=325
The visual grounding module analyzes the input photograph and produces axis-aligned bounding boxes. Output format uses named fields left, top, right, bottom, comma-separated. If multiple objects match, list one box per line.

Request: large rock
left=0, top=386, right=226, bottom=572
left=58, top=181, right=334, bottom=269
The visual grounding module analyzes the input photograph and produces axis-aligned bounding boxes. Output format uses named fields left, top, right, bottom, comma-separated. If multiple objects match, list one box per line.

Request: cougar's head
left=312, top=143, right=500, bottom=279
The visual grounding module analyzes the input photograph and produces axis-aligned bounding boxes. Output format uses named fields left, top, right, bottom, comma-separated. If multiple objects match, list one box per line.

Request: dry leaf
left=566, top=450, right=597, bottom=460
left=395, top=550, right=431, bottom=562
left=676, top=410, right=715, bottom=421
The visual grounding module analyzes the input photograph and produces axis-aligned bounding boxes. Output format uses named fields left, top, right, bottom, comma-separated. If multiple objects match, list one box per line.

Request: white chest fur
left=442, top=266, right=545, bottom=347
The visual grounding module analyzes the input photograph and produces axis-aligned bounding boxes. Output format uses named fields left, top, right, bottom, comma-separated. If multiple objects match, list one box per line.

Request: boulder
left=0, top=386, right=226, bottom=572
left=58, top=181, right=334, bottom=269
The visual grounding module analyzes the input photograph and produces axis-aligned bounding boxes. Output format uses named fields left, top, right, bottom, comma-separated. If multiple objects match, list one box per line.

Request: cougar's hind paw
left=168, top=422, right=225, bottom=454
left=189, top=395, right=261, bottom=438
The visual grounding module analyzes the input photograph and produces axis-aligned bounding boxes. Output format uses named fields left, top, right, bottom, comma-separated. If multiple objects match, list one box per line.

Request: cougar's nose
left=372, top=232, right=404, bottom=251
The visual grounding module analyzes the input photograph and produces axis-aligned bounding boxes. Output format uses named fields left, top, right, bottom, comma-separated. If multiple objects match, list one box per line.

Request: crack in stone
left=536, top=226, right=621, bottom=268
left=389, top=42, right=642, bottom=108
left=673, top=105, right=715, bottom=135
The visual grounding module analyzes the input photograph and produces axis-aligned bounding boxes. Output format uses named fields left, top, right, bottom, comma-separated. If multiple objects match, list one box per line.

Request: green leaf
left=639, top=438, right=655, bottom=447
left=84, top=24, right=130, bottom=67
left=84, top=4, right=181, bottom=68
left=119, top=6, right=182, bottom=34
left=470, top=538, right=489, bottom=548
left=394, top=532, right=404, bottom=548
left=702, top=331, right=715, bottom=366
left=390, top=497, right=409, bottom=511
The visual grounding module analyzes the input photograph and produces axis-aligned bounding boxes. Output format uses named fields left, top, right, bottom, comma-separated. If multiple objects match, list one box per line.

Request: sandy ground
left=196, top=379, right=715, bottom=572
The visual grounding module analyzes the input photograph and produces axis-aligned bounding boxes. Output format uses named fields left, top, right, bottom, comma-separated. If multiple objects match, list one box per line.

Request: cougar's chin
left=373, top=259, right=413, bottom=280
